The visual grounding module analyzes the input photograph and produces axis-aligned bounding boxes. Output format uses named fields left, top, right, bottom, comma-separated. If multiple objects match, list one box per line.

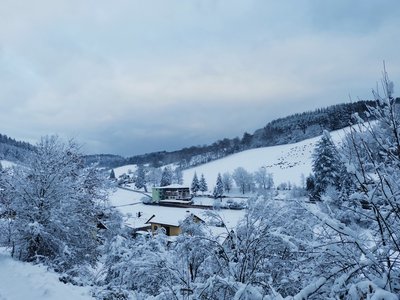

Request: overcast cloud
left=1, top=0, right=400, bottom=156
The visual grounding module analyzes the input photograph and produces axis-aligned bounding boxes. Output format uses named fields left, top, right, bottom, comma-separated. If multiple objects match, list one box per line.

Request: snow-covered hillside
left=0, top=160, right=16, bottom=169
left=113, top=164, right=137, bottom=178
left=183, top=128, right=347, bottom=188
left=0, top=249, right=94, bottom=300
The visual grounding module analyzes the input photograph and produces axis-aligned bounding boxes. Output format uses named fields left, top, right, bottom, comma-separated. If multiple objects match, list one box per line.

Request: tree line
left=0, top=133, right=35, bottom=163
left=114, top=164, right=276, bottom=197
left=86, top=99, right=381, bottom=170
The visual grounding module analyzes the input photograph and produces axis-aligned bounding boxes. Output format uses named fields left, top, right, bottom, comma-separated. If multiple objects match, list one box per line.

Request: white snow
left=0, top=248, right=94, bottom=300
left=109, top=188, right=246, bottom=232
left=113, top=164, right=137, bottom=177
left=147, top=210, right=194, bottom=227
left=183, top=128, right=347, bottom=187
left=0, top=160, right=15, bottom=169
left=109, top=129, right=349, bottom=236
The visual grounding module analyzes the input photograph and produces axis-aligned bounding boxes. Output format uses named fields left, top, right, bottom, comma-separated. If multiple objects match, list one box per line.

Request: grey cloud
left=0, top=1, right=399, bottom=156
left=307, top=0, right=400, bottom=34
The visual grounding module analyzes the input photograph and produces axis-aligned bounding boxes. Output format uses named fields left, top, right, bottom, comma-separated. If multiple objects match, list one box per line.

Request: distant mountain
left=83, top=154, right=126, bottom=168
left=2, top=99, right=390, bottom=169
left=115, top=99, right=379, bottom=169
left=0, top=133, right=35, bottom=164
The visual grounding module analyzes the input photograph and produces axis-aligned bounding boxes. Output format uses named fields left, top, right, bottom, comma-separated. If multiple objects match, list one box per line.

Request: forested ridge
left=88, top=99, right=380, bottom=168
left=1, top=99, right=394, bottom=169
left=0, top=133, right=35, bottom=163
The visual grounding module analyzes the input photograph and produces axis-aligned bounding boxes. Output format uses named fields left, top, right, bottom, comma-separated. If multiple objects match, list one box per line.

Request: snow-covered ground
left=109, top=129, right=349, bottom=233
left=113, top=164, right=137, bottom=178
left=109, top=188, right=246, bottom=233
left=0, top=248, right=94, bottom=300
left=183, top=128, right=347, bottom=188
left=0, top=160, right=16, bottom=169
left=0, top=128, right=353, bottom=299
left=110, top=128, right=348, bottom=192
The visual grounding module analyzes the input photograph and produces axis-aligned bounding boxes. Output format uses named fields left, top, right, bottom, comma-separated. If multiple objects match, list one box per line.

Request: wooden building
left=146, top=212, right=203, bottom=236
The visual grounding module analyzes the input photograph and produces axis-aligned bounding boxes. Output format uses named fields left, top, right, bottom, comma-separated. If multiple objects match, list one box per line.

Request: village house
left=151, top=184, right=192, bottom=203
left=146, top=212, right=204, bottom=236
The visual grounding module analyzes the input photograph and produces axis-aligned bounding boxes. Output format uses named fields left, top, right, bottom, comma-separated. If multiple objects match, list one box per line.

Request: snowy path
left=0, top=249, right=94, bottom=300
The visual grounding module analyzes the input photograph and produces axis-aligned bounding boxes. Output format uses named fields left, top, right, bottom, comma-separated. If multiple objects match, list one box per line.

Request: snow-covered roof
left=146, top=210, right=202, bottom=227
left=110, top=188, right=245, bottom=232
left=153, top=184, right=190, bottom=189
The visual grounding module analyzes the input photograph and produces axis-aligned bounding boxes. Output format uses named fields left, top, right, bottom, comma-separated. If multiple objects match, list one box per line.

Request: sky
left=1, top=0, right=400, bottom=156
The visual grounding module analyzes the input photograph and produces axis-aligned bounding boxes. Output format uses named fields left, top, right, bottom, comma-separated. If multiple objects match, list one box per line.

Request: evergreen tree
left=306, top=174, right=316, bottom=196
left=160, top=166, right=173, bottom=187
left=312, top=130, right=347, bottom=197
left=109, top=169, right=116, bottom=180
left=213, top=173, right=224, bottom=198
left=191, top=172, right=200, bottom=195
left=135, top=165, right=147, bottom=192
left=306, top=68, right=400, bottom=297
left=199, top=174, right=208, bottom=194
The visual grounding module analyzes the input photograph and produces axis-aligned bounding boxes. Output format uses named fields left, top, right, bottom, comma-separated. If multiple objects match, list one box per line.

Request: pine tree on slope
left=191, top=172, right=200, bottom=196
left=213, top=173, right=224, bottom=198
left=160, top=166, right=173, bottom=187
left=109, top=169, right=116, bottom=180
left=135, top=165, right=147, bottom=192
left=312, top=130, right=347, bottom=198
left=199, top=174, right=208, bottom=194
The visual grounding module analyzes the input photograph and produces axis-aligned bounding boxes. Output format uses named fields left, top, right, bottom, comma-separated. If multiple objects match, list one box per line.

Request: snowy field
left=0, top=248, right=93, bottom=300
left=0, top=160, right=15, bottom=169
left=113, top=164, right=137, bottom=178
left=183, top=128, right=347, bottom=188
left=111, top=128, right=347, bottom=191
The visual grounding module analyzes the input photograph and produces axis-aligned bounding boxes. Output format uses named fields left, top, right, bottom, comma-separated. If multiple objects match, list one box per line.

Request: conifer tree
left=213, top=173, right=224, bottom=198
left=135, top=165, right=147, bottom=192
left=109, top=169, right=116, bottom=180
left=199, top=174, right=208, bottom=194
left=312, top=130, right=347, bottom=197
left=191, top=172, right=200, bottom=195
left=160, top=166, right=173, bottom=187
